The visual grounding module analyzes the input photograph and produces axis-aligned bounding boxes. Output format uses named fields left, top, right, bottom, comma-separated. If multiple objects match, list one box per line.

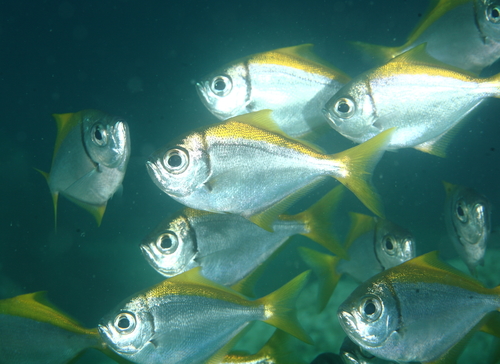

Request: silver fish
left=37, top=110, right=130, bottom=227
left=98, top=268, right=312, bottom=364
left=443, top=181, right=491, bottom=276
left=340, top=336, right=397, bottom=364
left=337, top=251, right=500, bottom=363
left=354, top=0, right=500, bottom=73
left=323, top=43, right=500, bottom=156
left=300, top=213, right=415, bottom=311
left=146, top=110, right=392, bottom=230
left=140, top=186, right=346, bottom=288
left=196, top=44, right=350, bottom=138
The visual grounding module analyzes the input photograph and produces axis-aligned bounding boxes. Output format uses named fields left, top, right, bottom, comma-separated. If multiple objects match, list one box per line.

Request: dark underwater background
left=2, top=0, right=500, bottom=362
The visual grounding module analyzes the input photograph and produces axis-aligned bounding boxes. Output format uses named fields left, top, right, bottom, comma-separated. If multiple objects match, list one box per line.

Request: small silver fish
left=98, top=268, right=312, bottom=364
left=353, top=0, right=500, bottom=73
left=0, top=292, right=104, bottom=364
left=140, top=186, right=346, bottom=288
left=443, top=181, right=491, bottom=275
left=196, top=44, right=350, bottom=138
left=300, top=213, right=415, bottom=311
left=37, top=110, right=130, bottom=227
left=337, top=251, right=500, bottom=363
left=323, top=43, right=500, bottom=156
left=146, top=110, right=392, bottom=230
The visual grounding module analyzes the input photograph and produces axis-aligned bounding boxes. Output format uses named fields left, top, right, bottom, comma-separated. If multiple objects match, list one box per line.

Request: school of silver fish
left=6, top=0, right=500, bottom=363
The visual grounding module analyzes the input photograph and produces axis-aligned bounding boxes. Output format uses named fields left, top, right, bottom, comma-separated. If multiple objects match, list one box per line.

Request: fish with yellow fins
left=323, top=43, right=500, bottom=156
left=146, top=110, right=393, bottom=227
left=141, top=185, right=347, bottom=289
left=443, top=181, right=491, bottom=276
left=0, top=291, right=125, bottom=364
left=196, top=44, right=350, bottom=138
left=98, top=268, right=312, bottom=364
left=300, top=212, right=415, bottom=311
left=37, top=110, right=131, bottom=228
left=352, top=0, right=500, bottom=73
left=338, top=251, right=500, bottom=363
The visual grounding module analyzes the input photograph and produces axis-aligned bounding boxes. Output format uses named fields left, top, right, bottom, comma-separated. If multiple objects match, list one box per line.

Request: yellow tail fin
left=256, top=271, right=313, bottom=345
left=331, top=128, right=395, bottom=218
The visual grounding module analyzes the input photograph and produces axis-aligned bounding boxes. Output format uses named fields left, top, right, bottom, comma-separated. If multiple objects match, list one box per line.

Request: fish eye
left=487, top=5, right=500, bottom=23
left=114, top=312, right=136, bottom=334
left=333, top=97, right=356, bottom=118
left=91, top=123, right=108, bottom=146
left=456, top=200, right=468, bottom=222
left=155, top=231, right=179, bottom=254
left=383, top=235, right=396, bottom=255
left=210, top=75, right=232, bottom=97
left=359, top=295, right=383, bottom=322
left=162, top=148, right=189, bottom=174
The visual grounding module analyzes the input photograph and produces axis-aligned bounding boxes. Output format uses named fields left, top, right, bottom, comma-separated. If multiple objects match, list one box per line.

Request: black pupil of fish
left=491, top=7, right=500, bottom=19
left=118, top=316, right=130, bottom=329
left=457, top=204, right=465, bottom=217
left=161, top=235, right=172, bottom=249
left=337, top=101, right=350, bottom=113
left=95, top=128, right=103, bottom=140
left=385, top=238, right=393, bottom=250
left=168, top=154, right=182, bottom=167
left=214, top=79, right=226, bottom=91
left=364, top=301, right=376, bottom=315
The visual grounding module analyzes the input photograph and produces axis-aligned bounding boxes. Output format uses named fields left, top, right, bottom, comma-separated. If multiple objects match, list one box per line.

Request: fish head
left=374, top=219, right=416, bottom=270
left=98, top=296, right=155, bottom=356
left=146, top=132, right=211, bottom=198
left=338, top=278, right=400, bottom=351
left=451, top=193, right=490, bottom=264
left=475, top=0, right=500, bottom=41
left=196, top=63, right=251, bottom=120
left=322, top=81, right=378, bottom=142
left=83, top=114, right=130, bottom=169
left=140, top=213, right=198, bottom=277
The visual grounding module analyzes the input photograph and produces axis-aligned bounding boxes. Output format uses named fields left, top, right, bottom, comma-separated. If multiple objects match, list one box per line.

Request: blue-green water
left=1, top=1, right=500, bottom=363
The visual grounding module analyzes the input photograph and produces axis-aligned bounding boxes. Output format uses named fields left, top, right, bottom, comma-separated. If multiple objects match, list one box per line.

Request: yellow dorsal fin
left=442, top=180, right=456, bottom=197
left=275, top=44, right=351, bottom=82
left=344, top=212, right=376, bottom=251
left=406, top=0, right=471, bottom=45
left=52, top=112, right=81, bottom=158
left=0, top=292, right=96, bottom=336
left=232, top=110, right=326, bottom=153
left=391, top=43, right=479, bottom=77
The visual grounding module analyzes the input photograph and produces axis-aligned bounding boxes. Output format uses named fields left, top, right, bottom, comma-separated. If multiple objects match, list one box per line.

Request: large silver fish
left=98, top=268, right=312, bottom=364
left=146, top=110, right=393, bottom=229
left=443, top=181, right=491, bottom=276
left=140, top=186, right=346, bottom=288
left=37, top=110, right=130, bottom=227
left=196, top=44, right=350, bottom=138
left=300, top=213, right=415, bottom=311
left=323, top=43, right=500, bottom=156
left=353, top=0, right=500, bottom=74
left=337, top=251, right=500, bottom=363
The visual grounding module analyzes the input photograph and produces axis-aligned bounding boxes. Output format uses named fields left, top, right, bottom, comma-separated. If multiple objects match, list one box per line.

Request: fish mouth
left=322, top=107, right=340, bottom=128
left=338, top=310, right=370, bottom=347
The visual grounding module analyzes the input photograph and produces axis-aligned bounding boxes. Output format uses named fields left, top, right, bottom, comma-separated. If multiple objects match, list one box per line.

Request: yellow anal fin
left=331, top=128, right=395, bottom=219
left=34, top=168, right=59, bottom=231
left=64, top=194, right=107, bottom=227
left=344, top=212, right=376, bottom=251
left=298, top=247, right=341, bottom=313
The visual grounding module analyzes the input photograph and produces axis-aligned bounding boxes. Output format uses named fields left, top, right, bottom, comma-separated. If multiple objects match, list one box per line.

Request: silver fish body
left=443, top=181, right=491, bottom=275
left=323, top=44, right=500, bottom=154
left=141, top=208, right=305, bottom=286
left=146, top=110, right=391, bottom=224
left=196, top=44, right=350, bottom=138
left=98, top=269, right=311, bottom=364
left=41, top=110, right=130, bottom=225
left=338, top=252, right=500, bottom=363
